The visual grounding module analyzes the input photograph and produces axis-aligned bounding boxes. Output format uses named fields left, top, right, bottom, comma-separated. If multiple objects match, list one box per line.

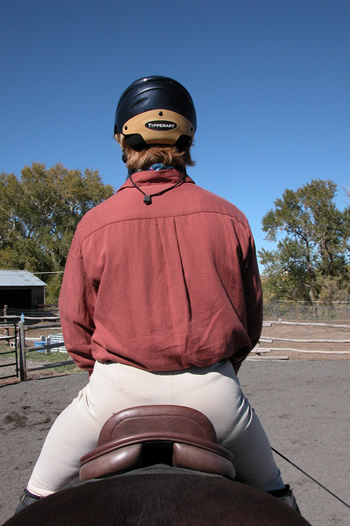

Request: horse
left=5, top=405, right=311, bottom=526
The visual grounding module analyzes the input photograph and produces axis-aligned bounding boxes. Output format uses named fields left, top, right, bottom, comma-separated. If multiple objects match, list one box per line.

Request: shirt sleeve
left=58, top=230, right=96, bottom=374
left=243, top=236, right=263, bottom=348
left=230, top=232, right=263, bottom=374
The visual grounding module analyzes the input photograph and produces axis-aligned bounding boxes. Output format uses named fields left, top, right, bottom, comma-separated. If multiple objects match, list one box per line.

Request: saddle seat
left=80, top=405, right=236, bottom=481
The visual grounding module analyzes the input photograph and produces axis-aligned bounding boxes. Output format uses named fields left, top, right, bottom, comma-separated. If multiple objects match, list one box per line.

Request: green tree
left=259, top=179, right=350, bottom=304
left=0, top=163, right=115, bottom=302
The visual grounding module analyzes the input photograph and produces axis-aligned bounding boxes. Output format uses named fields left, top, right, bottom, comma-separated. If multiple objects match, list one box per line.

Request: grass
left=25, top=349, right=79, bottom=374
left=0, top=343, right=15, bottom=355
left=0, top=343, right=79, bottom=376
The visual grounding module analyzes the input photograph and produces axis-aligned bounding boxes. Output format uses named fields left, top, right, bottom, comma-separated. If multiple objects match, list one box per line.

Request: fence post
left=4, top=305, right=10, bottom=340
left=18, top=320, right=27, bottom=382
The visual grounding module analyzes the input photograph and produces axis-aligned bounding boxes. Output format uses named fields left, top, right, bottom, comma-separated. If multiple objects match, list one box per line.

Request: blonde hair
left=116, top=135, right=195, bottom=172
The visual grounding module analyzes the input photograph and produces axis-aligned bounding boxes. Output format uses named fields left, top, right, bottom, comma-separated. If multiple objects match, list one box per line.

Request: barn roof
left=0, top=270, right=46, bottom=287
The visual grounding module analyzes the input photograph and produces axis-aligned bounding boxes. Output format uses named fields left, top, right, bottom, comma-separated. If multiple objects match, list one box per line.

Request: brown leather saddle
left=80, top=405, right=236, bottom=482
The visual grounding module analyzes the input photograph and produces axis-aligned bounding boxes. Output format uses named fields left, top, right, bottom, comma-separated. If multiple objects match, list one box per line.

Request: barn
left=0, top=270, right=46, bottom=311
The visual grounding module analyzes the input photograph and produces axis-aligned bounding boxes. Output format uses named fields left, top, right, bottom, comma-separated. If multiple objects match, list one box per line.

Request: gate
left=0, top=321, right=19, bottom=380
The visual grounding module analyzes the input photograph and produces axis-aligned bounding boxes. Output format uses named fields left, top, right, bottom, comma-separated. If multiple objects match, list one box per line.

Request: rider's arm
left=243, top=236, right=263, bottom=349
left=230, top=232, right=263, bottom=374
left=59, top=230, right=96, bottom=374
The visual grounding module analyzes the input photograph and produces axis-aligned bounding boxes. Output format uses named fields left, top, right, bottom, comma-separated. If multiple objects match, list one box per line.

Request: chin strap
left=129, top=171, right=187, bottom=205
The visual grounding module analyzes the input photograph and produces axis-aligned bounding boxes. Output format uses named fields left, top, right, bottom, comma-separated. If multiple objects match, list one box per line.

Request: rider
left=17, top=76, right=299, bottom=512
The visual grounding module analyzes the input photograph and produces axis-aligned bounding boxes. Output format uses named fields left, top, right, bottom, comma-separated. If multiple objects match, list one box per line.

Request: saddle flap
left=80, top=443, right=142, bottom=481
left=173, top=443, right=236, bottom=480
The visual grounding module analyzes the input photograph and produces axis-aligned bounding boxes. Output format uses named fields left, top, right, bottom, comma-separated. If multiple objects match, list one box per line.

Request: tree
left=259, top=180, right=350, bottom=304
left=0, top=163, right=115, bottom=302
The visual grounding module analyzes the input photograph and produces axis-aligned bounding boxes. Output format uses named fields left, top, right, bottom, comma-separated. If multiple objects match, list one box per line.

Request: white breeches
left=27, top=360, right=284, bottom=496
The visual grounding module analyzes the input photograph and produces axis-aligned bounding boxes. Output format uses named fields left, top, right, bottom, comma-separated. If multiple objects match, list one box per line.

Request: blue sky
left=1, top=0, right=349, bottom=269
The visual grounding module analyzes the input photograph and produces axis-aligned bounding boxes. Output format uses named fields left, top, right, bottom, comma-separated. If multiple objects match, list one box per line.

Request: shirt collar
left=118, top=168, right=195, bottom=192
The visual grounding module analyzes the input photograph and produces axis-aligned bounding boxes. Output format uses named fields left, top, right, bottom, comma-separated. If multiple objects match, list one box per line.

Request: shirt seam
left=77, top=210, right=251, bottom=244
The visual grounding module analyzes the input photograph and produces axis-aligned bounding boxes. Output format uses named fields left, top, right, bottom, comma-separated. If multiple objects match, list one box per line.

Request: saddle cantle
left=80, top=405, right=236, bottom=481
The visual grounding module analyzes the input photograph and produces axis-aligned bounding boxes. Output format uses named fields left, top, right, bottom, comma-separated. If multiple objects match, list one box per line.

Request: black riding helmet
left=114, top=76, right=197, bottom=151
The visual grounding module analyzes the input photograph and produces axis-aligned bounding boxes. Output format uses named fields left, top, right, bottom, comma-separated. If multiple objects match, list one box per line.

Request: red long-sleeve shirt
left=59, top=169, right=262, bottom=374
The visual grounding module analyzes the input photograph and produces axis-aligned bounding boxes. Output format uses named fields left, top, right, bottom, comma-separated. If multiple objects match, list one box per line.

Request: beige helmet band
left=119, top=109, right=195, bottom=146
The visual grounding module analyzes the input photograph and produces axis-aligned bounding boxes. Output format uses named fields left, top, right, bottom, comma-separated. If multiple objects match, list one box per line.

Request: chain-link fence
left=263, top=300, right=350, bottom=322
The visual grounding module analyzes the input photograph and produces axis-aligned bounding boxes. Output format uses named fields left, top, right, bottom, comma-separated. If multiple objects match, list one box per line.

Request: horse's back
left=5, top=473, right=311, bottom=526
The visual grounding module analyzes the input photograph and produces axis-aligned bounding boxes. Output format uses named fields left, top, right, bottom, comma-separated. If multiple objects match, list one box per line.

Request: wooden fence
left=251, top=320, right=350, bottom=362
left=2, top=315, right=350, bottom=380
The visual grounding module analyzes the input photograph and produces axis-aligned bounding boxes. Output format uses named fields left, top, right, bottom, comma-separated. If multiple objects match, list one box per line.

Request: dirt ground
left=0, top=322, right=349, bottom=525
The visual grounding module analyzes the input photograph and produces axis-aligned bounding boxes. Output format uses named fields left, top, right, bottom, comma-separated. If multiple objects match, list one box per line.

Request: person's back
left=60, top=167, right=261, bottom=373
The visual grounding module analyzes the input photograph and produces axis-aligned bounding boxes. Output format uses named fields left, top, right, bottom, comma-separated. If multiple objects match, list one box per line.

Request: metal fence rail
left=0, top=306, right=75, bottom=382
left=17, top=320, right=74, bottom=381
left=0, top=322, right=19, bottom=380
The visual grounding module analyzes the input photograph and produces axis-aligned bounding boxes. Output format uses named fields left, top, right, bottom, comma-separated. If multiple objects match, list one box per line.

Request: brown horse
left=5, top=472, right=311, bottom=526
left=5, top=406, right=312, bottom=525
